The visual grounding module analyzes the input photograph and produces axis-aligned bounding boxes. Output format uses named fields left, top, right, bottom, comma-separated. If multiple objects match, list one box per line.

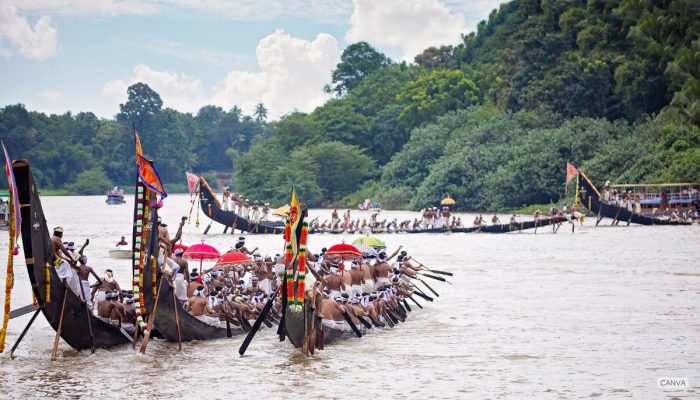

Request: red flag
left=565, top=162, right=577, bottom=192
left=185, top=172, right=198, bottom=199
left=134, top=128, right=167, bottom=199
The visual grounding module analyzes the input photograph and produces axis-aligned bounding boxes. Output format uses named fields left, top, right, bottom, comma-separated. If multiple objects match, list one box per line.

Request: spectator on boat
left=116, top=236, right=128, bottom=246
left=222, top=187, right=230, bottom=211
left=76, top=255, right=102, bottom=310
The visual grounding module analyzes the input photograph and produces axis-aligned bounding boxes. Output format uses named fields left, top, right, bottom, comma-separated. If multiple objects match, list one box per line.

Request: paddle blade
left=421, top=273, right=446, bottom=282
left=403, top=299, right=412, bottom=312
left=429, top=269, right=453, bottom=277
left=413, top=291, right=434, bottom=302
left=239, top=288, right=278, bottom=356
left=341, top=311, right=362, bottom=338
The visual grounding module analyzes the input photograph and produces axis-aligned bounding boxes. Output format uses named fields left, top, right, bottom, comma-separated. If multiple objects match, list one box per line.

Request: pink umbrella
left=183, top=241, right=221, bottom=276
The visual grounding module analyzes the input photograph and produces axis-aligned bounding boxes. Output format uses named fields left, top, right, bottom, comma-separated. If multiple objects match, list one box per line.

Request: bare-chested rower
left=75, top=254, right=102, bottom=310
left=323, top=265, right=346, bottom=298
left=92, top=268, right=121, bottom=305
left=185, top=285, right=218, bottom=325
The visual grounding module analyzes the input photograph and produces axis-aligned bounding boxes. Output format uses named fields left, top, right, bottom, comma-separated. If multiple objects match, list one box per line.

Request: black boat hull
left=14, top=161, right=131, bottom=351
left=198, top=177, right=284, bottom=234
left=578, top=170, right=691, bottom=226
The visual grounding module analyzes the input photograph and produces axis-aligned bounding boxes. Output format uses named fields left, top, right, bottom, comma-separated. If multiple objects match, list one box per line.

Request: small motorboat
left=106, top=187, right=126, bottom=204
left=109, top=246, right=131, bottom=259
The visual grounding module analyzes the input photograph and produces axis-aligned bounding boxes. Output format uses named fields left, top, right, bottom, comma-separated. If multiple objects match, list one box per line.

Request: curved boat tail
left=14, top=161, right=131, bottom=350
left=198, top=176, right=284, bottom=234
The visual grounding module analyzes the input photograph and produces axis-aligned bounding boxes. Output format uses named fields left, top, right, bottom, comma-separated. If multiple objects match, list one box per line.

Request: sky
left=0, top=0, right=504, bottom=120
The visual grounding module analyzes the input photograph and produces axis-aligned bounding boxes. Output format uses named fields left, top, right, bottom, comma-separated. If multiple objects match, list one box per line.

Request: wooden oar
left=356, top=315, right=372, bottom=329
left=9, top=303, right=39, bottom=319
left=413, top=291, right=433, bottom=302
left=171, top=288, right=182, bottom=351
left=9, top=308, right=41, bottom=359
left=408, top=257, right=453, bottom=276
left=408, top=296, right=423, bottom=309
left=77, top=280, right=96, bottom=354
left=51, top=285, right=69, bottom=361
left=341, top=310, right=362, bottom=337
left=140, top=276, right=165, bottom=354
left=418, top=278, right=439, bottom=298
left=239, top=287, right=278, bottom=356
left=403, top=299, right=411, bottom=312
left=418, top=272, right=446, bottom=282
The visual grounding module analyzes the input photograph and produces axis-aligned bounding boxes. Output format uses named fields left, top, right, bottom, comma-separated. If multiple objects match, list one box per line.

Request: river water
left=0, top=194, right=698, bottom=399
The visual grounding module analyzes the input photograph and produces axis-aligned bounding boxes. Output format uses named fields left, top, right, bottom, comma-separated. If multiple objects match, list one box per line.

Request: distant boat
left=358, top=198, right=382, bottom=211
left=578, top=169, right=693, bottom=225
left=108, top=247, right=131, bottom=259
left=106, top=187, right=126, bottom=204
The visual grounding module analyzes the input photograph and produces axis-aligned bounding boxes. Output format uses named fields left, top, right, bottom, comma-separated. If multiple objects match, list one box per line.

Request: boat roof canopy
left=610, top=183, right=699, bottom=188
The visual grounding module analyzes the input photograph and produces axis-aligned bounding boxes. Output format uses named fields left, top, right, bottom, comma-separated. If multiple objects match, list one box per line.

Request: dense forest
left=1, top=0, right=699, bottom=210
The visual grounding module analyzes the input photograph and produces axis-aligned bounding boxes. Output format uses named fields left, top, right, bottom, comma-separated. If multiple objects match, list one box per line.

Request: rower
left=348, top=261, right=365, bottom=297
left=97, top=291, right=123, bottom=327
left=323, top=265, right=346, bottom=298
left=491, top=214, right=500, bottom=224
left=92, top=268, right=122, bottom=306
left=121, top=295, right=136, bottom=333
left=185, top=285, right=219, bottom=326
left=359, top=259, right=374, bottom=294
left=76, top=255, right=102, bottom=310
left=510, top=214, right=517, bottom=224
left=234, top=237, right=257, bottom=255
left=373, top=252, right=392, bottom=290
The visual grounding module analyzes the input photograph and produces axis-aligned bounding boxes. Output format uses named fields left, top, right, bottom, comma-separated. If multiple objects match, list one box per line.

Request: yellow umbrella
left=272, top=204, right=290, bottom=217
left=440, top=196, right=456, bottom=206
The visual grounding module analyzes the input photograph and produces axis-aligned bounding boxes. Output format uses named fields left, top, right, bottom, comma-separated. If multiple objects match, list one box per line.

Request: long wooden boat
left=198, top=176, right=284, bottom=234
left=578, top=169, right=691, bottom=226
left=140, top=203, right=238, bottom=342
left=14, top=161, right=131, bottom=350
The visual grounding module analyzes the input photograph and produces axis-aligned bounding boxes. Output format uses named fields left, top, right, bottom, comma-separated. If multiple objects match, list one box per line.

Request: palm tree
left=253, top=103, right=268, bottom=123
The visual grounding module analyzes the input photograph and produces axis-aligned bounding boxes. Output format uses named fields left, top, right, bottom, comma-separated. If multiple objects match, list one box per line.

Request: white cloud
left=12, top=0, right=158, bottom=16
left=138, top=40, right=252, bottom=69
left=36, top=89, right=63, bottom=100
left=146, top=0, right=352, bottom=22
left=102, top=64, right=206, bottom=113
left=345, top=0, right=468, bottom=61
left=212, top=29, right=340, bottom=118
left=0, top=2, right=57, bottom=60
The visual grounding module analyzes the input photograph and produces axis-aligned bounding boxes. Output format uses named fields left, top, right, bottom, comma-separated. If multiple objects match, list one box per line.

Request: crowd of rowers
left=309, top=206, right=576, bottom=234
left=50, top=226, right=138, bottom=333
left=48, top=214, right=429, bottom=335
left=159, top=232, right=422, bottom=331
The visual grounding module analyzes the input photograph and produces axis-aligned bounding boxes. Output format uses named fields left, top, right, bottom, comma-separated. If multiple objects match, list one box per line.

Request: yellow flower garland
left=0, top=196, right=16, bottom=352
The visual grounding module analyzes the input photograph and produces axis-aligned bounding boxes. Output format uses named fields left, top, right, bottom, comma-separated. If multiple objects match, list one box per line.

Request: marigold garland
left=45, top=263, right=51, bottom=304
left=151, top=256, right=157, bottom=296
left=132, top=185, right=150, bottom=334
left=0, top=197, right=15, bottom=352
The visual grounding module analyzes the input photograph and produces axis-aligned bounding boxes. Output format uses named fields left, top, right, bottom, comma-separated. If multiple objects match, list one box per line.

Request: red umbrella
left=216, top=251, right=252, bottom=267
left=183, top=241, right=221, bottom=276
left=325, top=243, right=361, bottom=262
left=172, top=243, right=189, bottom=253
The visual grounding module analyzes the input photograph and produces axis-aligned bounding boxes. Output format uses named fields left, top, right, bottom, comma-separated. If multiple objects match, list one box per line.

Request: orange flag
left=565, top=162, right=577, bottom=192
left=134, top=128, right=167, bottom=199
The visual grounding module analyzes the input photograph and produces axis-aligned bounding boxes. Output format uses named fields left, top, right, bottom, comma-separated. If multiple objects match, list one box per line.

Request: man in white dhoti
left=222, top=187, right=230, bottom=211
left=76, top=255, right=102, bottom=310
